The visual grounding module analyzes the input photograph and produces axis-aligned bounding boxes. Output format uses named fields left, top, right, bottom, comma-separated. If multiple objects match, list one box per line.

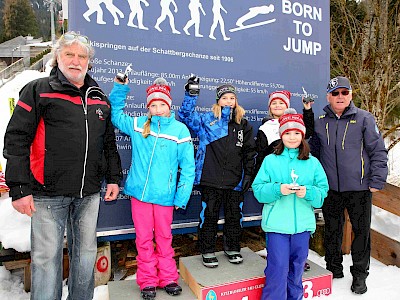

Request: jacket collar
left=150, top=111, right=176, bottom=125
left=282, top=147, right=299, bottom=159
left=324, top=101, right=357, bottom=119
left=48, top=66, right=98, bottom=93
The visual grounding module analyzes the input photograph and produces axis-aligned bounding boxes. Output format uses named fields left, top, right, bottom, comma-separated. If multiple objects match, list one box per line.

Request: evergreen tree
left=2, top=0, right=39, bottom=40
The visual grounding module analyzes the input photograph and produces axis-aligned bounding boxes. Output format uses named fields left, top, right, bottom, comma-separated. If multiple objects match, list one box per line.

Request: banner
left=69, top=0, right=330, bottom=237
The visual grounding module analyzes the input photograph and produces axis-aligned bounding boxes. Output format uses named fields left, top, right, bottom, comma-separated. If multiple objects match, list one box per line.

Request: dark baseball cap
left=327, top=76, right=352, bottom=93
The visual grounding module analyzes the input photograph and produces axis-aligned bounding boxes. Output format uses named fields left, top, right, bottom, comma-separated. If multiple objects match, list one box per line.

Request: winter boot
left=164, top=282, right=182, bottom=296
left=141, top=286, right=156, bottom=299
left=224, top=251, right=243, bottom=264
left=202, top=253, right=218, bottom=268
left=304, top=262, right=311, bottom=271
left=351, top=277, right=367, bottom=294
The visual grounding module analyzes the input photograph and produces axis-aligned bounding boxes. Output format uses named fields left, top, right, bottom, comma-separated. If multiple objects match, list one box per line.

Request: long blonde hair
left=212, top=98, right=245, bottom=124
left=142, top=114, right=151, bottom=138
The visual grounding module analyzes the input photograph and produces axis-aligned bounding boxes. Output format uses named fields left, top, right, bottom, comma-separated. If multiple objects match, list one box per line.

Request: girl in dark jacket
left=179, top=77, right=257, bottom=268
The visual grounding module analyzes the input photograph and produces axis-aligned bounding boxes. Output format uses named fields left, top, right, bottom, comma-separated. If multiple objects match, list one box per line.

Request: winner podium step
left=179, top=247, right=332, bottom=299
left=108, top=279, right=197, bottom=299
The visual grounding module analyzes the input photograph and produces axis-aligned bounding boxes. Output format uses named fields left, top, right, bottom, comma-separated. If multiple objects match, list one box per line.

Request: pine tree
left=2, top=0, right=39, bottom=40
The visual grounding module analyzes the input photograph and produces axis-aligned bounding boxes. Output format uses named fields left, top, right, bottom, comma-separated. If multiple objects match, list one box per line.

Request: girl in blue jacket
left=109, top=77, right=195, bottom=300
left=252, top=109, right=328, bottom=300
left=178, top=78, right=257, bottom=268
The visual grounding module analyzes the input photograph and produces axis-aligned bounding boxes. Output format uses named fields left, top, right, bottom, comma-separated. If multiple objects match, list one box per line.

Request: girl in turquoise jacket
left=252, top=109, right=328, bottom=300
left=109, top=77, right=195, bottom=300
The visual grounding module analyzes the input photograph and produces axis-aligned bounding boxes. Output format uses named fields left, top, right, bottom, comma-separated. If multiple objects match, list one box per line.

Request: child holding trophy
left=252, top=108, right=328, bottom=300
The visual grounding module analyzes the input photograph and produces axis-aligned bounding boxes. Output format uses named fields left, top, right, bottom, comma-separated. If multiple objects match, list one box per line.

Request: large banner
left=69, top=0, right=330, bottom=238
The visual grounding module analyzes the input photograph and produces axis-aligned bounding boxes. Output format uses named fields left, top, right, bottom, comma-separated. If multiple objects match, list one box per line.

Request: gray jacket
left=309, top=102, right=388, bottom=192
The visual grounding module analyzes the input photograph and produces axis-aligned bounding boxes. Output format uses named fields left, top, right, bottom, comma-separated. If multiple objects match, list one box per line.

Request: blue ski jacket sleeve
left=109, top=83, right=195, bottom=208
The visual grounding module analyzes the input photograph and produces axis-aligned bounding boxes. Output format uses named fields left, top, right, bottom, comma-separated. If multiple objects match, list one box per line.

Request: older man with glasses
left=308, top=76, right=388, bottom=295
left=3, top=31, right=122, bottom=300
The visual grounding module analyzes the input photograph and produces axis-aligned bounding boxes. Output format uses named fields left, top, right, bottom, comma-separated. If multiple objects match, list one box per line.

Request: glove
left=242, top=175, right=252, bottom=193
left=185, top=75, right=200, bottom=96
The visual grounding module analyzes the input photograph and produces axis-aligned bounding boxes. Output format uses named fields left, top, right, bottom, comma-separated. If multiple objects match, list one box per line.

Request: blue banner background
left=69, top=0, right=330, bottom=236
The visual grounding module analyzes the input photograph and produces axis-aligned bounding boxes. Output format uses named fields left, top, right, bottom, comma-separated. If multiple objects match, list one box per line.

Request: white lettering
left=283, top=37, right=321, bottom=55
left=282, top=0, right=323, bottom=21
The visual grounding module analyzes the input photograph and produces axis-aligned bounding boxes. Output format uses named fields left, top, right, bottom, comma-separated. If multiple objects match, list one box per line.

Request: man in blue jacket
left=309, top=76, right=388, bottom=295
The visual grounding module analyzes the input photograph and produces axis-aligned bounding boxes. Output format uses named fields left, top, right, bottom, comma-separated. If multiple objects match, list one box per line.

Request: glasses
left=62, top=33, right=89, bottom=44
left=331, top=90, right=350, bottom=96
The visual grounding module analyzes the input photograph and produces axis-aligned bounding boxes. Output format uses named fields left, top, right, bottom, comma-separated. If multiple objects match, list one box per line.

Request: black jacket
left=201, top=116, right=257, bottom=190
left=255, top=108, right=314, bottom=174
left=3, top=67, right=122, bottom=200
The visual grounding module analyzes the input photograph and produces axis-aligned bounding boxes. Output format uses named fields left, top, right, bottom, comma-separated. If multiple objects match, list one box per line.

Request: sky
left=0, top=70, right=399, bottom=299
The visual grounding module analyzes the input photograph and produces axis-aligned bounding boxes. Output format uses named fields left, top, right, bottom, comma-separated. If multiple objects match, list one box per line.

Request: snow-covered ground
left=0, top=70, right=399, bottom=299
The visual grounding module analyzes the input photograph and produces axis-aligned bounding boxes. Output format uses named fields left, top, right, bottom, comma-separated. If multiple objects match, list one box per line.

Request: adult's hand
left=12, top=195, right=36, bottom=217
left=104, top=184, right=120, bottom=201
left=369, top=187, right=379, bottom=193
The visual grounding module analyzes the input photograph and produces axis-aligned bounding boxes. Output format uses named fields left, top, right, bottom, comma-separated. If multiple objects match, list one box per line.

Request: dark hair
left=274, top=139, right=310, bottom=160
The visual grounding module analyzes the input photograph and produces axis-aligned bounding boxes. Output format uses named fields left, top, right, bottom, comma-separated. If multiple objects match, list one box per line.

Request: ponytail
left=142, top=114, right=151, bottom=138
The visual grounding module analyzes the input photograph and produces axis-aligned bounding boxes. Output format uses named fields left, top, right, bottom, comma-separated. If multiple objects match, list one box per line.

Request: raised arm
left=109, top=82, right=135, bottom=136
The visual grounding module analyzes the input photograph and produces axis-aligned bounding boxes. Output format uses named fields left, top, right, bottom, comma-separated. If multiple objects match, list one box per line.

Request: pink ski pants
left=131, top=197, right=179, bottom=289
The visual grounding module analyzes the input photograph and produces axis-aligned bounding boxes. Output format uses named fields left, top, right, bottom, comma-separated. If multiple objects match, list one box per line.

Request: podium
left=108, top=279, right=197, bottom=299
left=179, top=247, right=332, bottom=299
left=108, top=247, right=332, bottom=299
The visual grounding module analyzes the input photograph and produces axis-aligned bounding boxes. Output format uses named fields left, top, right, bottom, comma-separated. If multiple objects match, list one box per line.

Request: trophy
left=302, top=86, right=314, bottom=104
left=116, top=64, right=132, bottom=83
left=188, top=73, right=200, bottom=96
left=290, top=169, right=301, bottom=190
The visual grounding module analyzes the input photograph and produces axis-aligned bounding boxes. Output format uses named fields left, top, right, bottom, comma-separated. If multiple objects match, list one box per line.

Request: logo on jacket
left=209, top=119, right=218, bottom=126
left=96, top=108, right=105, bottom=120
left=236, top=129, right=243, bottom=147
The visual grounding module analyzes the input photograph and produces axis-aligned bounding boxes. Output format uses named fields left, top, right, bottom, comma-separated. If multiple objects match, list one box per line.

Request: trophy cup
left=290, top=169, right=301, bottom=190
left=188, top=73, right=200, bottom=96
left=302, top=86, right=314, bottom=104
left=116, top=64, right=132, bottom=83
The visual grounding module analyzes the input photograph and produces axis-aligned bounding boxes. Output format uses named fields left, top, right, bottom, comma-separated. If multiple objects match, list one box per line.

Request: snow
left=0, top=70, right=399, bottom=299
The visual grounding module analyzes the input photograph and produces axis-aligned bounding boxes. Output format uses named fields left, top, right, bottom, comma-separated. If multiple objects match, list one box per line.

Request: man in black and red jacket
left=3, top=31, right=122, bottom=300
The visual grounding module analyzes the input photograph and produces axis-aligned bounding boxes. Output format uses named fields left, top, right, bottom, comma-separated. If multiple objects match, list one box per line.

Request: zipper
left=325, top=123, right=329, bottom=145
left=342, top=121, right=349, bottom=150
left=220, top=123, right=232, bottom=187
left=169, top=170, right=172, bottom=194
left=141, top=120, right=160, bottom=200
left=360, top=139, right=364, bottom=184
left=334, top=119, right=341, bottom=192
left=293, top=193, right=297, bottom=233
left=79, top=87, right=91, bottom=198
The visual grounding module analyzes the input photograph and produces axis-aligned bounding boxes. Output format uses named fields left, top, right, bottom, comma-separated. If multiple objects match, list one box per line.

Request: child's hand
left=295, top=186, right=306, bottom=198
left=281, top=184, right=296, bottom=195
left=175, top=206, right=180, bottom=210
left=115, top=76, right=128, bottom=85
left=302, top=98, right=313, bottom=110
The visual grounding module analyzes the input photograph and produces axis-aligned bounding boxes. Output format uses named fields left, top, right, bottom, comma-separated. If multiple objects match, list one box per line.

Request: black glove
left=242, top=175, right=252, bottom=193
left=185, top=75, right=200, bottom=96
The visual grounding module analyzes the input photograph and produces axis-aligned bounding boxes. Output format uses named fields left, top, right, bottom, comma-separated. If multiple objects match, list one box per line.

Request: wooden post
left=3, top=259, right=31, bottom=292
left=341, top=209, right=352, bottom=254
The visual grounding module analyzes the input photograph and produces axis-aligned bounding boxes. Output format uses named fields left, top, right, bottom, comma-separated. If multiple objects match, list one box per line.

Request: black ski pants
left=198, top=186, right=244, bottom=254
left=322, top=189, right=372, bottom=279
